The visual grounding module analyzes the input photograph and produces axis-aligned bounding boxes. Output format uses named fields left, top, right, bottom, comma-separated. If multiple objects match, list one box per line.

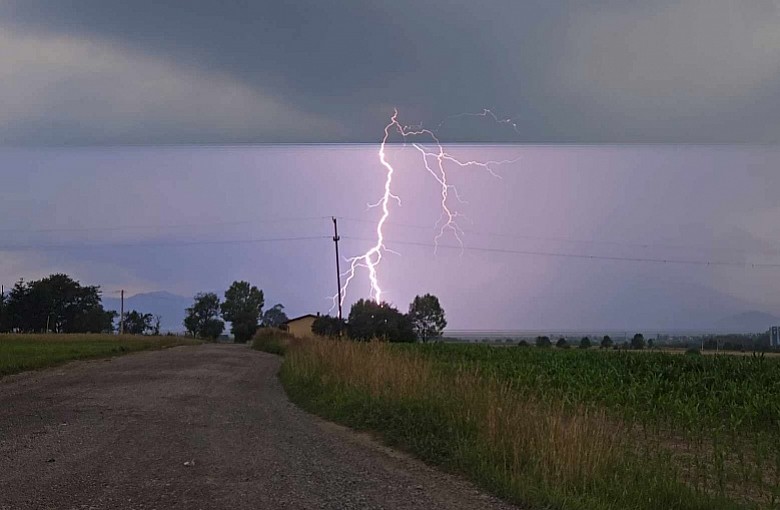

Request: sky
left=1, top=1, right=780, bottom=331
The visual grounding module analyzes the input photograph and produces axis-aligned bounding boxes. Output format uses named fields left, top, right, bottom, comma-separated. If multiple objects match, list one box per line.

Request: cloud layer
left=2, top=1, right=780, bottom=144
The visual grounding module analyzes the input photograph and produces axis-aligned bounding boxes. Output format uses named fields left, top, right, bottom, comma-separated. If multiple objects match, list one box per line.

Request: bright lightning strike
left=333, top=109, right=520, bottom=310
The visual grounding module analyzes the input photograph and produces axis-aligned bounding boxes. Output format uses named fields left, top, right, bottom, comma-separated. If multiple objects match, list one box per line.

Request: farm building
left=283, top=313, right=319, bottom=338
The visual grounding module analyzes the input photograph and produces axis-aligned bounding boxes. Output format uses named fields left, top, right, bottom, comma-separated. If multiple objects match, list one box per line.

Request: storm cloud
left=2, top=0, right=780, bottom=144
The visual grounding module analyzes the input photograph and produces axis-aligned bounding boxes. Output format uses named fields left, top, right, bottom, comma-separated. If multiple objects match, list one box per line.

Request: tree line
left=0, top=274, right=159, bottom=334
left=183, top=280, right=288, bottom=342
left=310, top=293, right=447, bottom=343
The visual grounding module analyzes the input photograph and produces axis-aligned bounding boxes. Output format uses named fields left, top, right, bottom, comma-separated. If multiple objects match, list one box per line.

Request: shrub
left=685, top=347, right=701, bottom=356
left=251, top=327, right=296, bottom=355
left=517, top=340, right=530, bottom=347
left=579, top=337, right=592, bottom=349
left=535, top=336, right=551, bottom=348
left=556, top=338, right=568, bottom=349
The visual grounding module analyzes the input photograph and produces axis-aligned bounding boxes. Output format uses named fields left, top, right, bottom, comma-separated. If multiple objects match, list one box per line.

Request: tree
left=600, top=335, right=613, bottom=349
left=261, top=303, right=289, bottom=328
left=631, top=333, right=646, bottom=350
left=312, top=314, right=346, bottom=338
left=3, top=274, right=114, bottom=333
left=122, top=310, right=154, bottom=335
left=556, top=337, right=569, bottom=349
left=0, top=289, right=8, bottom=333
left=220, top=281, right=264, bottom=343
left=184, top=292, right=224, bottom=340
left=579, top=337, right=592, bottom=349
left=535, top=336, right=551, bottom=348
left=347, top=299, right=414, bottom=342
left=648, top=338, right=654, bottom=349
left=408, top=294, right=447, bottom=342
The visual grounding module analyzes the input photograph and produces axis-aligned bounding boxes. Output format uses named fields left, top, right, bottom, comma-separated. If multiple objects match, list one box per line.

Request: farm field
left=278, top=340, right=780, bottom=510
left=0, top=334, right=199, bottom=377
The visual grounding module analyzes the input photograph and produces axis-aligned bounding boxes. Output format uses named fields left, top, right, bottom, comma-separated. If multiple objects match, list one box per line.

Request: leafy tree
left=261, top=303, right=289, bottom=328
left=3, top=275, right=114, bottom=333
left=556, top=337, right=569, bottom=349
left=347, top=299, right=414, bottom=342
left=122, top=310, right=155, bottom=335
left=221, top=281, right=264, bottom=343
left=600, top=335, right=613, bottom=349
left=184, top=292, right=224, bottom=340
left=408, top=293, right=447, bottom=342
left=631, top=333, right=646, bottom=350
left=579, top=337, right=592, bottom=349
left=648, top=338, right=654, bottom=349
left=535, top=336, right=551, bottom=348
left=312, top=314, right=346, bottom=338
left=517, top=340, right=530, bottom=347
left=0, top=289, right=8, bottom=333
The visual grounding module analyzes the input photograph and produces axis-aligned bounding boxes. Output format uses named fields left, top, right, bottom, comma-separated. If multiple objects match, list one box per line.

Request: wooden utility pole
left=332, top=217, right=343, bottom=321
left=119, top=289, right=125, bottom=335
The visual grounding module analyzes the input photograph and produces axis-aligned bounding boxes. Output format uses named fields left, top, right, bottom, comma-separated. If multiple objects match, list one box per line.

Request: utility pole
left=120, top=289, right=125, bottom=335
left=332, top=217, right=343, bottom=321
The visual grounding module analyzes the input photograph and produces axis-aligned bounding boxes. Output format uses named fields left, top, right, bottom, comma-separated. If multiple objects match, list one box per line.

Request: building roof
left=284, top=314, right=319, bottom=324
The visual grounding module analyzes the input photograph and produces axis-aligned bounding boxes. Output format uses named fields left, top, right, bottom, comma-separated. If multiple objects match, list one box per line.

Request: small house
left=283, top=313, right=319, bottom=338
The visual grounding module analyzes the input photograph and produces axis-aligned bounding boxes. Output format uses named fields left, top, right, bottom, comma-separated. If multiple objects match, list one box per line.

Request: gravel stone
left=0, top=344, right=520, bottom=509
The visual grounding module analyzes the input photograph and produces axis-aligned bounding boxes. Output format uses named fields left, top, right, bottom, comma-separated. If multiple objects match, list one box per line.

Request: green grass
left=0, top=334, right=199, bottom=377
left=277, top=340, right=780, bottom=510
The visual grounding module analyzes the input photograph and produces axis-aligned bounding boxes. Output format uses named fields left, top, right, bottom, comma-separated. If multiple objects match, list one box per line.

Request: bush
left=556, top=338, right=568, bottom=349
left=685, top=347, right=701, bottom=356
left=535, top=336, right=551, bottom=348
left=517, top=340, right=530, bottom=347
left=579, top=337, right=592, bottom=349
left=251, top=328, right=296, bottom=355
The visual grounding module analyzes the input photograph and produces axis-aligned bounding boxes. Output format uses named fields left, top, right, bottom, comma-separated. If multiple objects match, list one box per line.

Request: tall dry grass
left=280, top=339, right=737, bottom=510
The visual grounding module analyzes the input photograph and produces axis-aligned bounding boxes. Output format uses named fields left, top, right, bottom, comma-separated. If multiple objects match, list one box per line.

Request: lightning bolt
left=333, top=109, right=520, bottom=310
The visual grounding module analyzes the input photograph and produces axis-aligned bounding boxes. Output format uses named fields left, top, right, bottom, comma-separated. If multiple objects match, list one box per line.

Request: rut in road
left=0, top=343, right=520, bottom=510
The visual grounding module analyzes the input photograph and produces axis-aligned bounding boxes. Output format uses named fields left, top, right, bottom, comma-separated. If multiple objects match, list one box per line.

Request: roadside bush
left=685, top=348, right=701, bottom=356
left=251, top=327, right=296, bottom=355
left=517, top=340, right=530, bottom=347
left=579, top=337, right=592, bottom=349
left=556, top=338, right=568, bottom=349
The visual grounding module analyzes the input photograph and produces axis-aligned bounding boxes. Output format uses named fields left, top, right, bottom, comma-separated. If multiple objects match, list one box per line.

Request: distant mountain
left=714, top=311, right=780, bottom=333
left=103, top=291, right=191, bottom=333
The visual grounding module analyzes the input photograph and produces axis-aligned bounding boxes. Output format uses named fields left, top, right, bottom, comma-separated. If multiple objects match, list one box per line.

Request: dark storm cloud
left=2, top=0, right=780, bottom=144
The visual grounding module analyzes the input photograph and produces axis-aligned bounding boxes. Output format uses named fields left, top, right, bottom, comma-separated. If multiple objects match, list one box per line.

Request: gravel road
left=0, top=344, right=518, bottom=509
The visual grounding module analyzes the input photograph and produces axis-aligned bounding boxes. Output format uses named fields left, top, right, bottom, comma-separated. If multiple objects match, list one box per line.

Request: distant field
left=0, top=334, right=199, bottom=377
left=277, top=340, right=780, bottom=510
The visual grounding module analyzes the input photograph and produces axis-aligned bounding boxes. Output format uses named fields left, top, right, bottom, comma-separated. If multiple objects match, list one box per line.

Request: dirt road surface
left=0, top=344, right=518, bottom=510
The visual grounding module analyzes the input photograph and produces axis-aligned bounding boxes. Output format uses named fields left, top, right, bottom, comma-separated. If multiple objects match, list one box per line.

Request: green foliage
left=556, top=337, right=569, bottom=349
left=347, top=299, right=415, bottom=342
left=261, top=303, right=288, bottom=328
left=517, top=340, right=530, bottom=347
left=535, top=335, right=551, bottom=348
left=251, top=327, right=296, bottom=355
left=122, top=310, right=155, bottom=335
left=686, top=347, right=702, bottom=356
left=221, top=281, right=264, bottom=343
left=3, top=274, right=115, bottom=333
left=408, top=293, right=447, bottom=342
left=579, top=336, right=591, bottom=349
left=311, top=314, right=346, bottom=338
left=631, top=333, right=646, bottom=350
left=600, top=335, right=613, bottom=349
left=184, top=292, right=224, bottom=340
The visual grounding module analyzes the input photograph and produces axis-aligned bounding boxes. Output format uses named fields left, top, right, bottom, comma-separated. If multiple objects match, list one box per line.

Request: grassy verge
left=0, top=334, right=199, bottom=378
left=274, top=339, right=762, bottom=510
left=250, top=328, right=297, bottom=355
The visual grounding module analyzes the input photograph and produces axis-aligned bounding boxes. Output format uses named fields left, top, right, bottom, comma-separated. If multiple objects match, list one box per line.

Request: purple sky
left=1, top=144, right=779, bottom=330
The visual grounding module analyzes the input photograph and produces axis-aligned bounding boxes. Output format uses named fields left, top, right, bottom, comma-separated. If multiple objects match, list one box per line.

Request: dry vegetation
left=274, top=340, right=759, bottom=510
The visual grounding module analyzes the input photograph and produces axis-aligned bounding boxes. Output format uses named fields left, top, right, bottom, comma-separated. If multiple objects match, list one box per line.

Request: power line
left=340, top=236, right=780, bottom=269
left=337, top=216, right=779, bottom=256
left=0, top=235, right=331, bottom=251
left=0, top=216, right=331, bottom=234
